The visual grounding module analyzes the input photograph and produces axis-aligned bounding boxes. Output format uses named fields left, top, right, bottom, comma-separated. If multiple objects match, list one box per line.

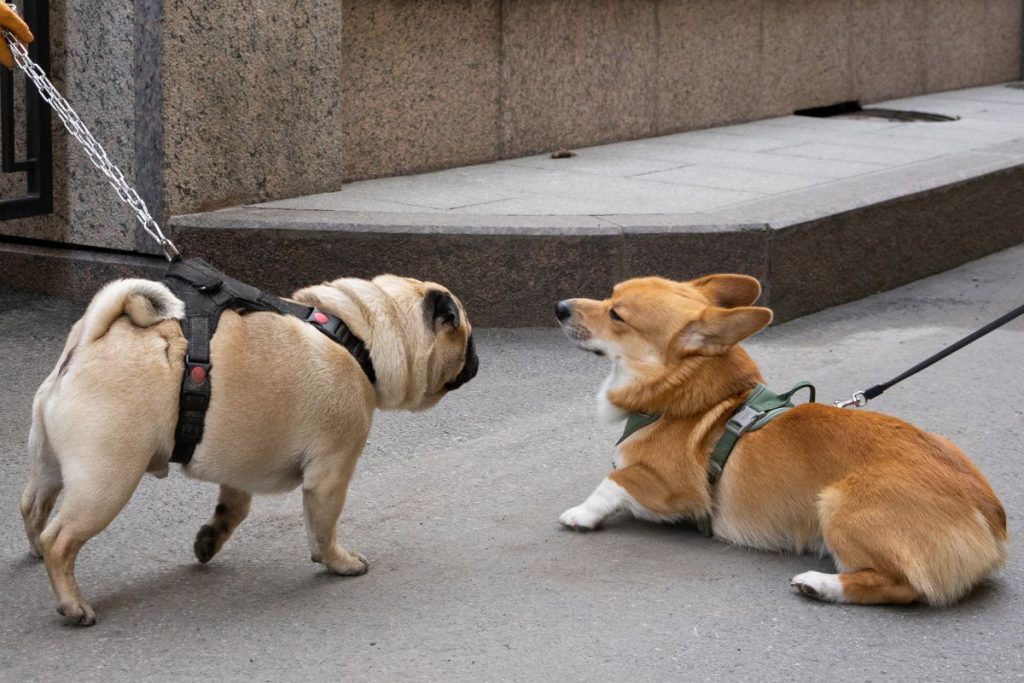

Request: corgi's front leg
left=560, top=465, right=708, bottom=530
left=559, top=476, right=634, bottom=530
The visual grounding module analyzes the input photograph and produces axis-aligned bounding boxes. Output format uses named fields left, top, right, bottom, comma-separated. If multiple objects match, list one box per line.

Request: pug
left=21, top=273, right=478, bottom=626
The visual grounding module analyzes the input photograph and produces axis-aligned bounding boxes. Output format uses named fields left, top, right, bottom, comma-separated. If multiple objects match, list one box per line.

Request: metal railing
left=0, top=0, right=49, bottom=220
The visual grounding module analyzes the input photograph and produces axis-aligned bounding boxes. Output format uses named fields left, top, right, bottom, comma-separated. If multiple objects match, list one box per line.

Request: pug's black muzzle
left=445, top=335, right=478, bottom=391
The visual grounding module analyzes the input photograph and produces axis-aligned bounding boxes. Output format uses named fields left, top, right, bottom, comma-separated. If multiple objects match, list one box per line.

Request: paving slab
left=635, top=164, right=829, bottom=194
left=2, top=244, right=1024, bottom=680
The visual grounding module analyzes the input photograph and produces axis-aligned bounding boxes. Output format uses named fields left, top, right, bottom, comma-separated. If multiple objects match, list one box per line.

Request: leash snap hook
left=834, top=391, right=868, bottom=409
left=160, top=238, right=181, bottom=263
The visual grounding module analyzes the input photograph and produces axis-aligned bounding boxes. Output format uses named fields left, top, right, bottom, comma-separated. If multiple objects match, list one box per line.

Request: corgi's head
left=555, top=274, right=772, bottom=416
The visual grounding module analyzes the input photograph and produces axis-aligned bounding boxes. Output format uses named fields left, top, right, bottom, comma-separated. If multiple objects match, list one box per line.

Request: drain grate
left=795, top=101, right=958, bottom=122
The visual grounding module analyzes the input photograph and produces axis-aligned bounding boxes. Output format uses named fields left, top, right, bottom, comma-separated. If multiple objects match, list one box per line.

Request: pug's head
left=294, top=275, right=478, bottom=411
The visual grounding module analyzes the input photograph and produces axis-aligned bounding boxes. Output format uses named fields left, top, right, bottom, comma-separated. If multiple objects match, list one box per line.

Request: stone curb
left=3, top=163, right=1023, bottom=326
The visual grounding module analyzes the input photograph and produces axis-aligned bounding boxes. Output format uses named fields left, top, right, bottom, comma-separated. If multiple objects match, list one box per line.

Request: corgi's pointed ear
left=677, top=306, right=773, bottom=354
left=690, top=274, right=762, bottom=308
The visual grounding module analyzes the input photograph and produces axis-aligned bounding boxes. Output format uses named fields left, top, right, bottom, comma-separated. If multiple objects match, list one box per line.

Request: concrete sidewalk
left=2, top=244, right=1024, bottom=680
left=258, top=85, right=1024, bottom=220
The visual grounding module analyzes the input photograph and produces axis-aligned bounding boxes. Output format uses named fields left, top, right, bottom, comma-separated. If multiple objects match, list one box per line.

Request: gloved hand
left=0, top=4, right=33, bottom=68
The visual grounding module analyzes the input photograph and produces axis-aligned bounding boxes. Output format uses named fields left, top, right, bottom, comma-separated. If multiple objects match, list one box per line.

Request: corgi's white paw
left=791, top=571, right=845, bottom=602
left=559, top=505, right=602, bottom=530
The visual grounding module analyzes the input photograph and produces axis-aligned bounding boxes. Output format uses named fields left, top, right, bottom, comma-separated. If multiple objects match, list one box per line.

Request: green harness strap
left=615, top=411, right=663, bottom=446
left=614, top=381, right=815, bottom=537
left=706, top=381, right=815, bottom=485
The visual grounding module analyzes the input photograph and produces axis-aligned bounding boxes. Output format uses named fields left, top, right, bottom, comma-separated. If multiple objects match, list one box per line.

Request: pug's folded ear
left=424, top=289, right=461, bottom=330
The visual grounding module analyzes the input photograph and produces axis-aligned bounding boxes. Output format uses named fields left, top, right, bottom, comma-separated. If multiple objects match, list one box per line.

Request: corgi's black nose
left=555, top=300, right=572, bottom=321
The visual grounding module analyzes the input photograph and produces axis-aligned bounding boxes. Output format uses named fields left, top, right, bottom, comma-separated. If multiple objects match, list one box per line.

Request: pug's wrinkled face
left=419, top=285, right=479, bottom=405
left=370, top=275, right=479, bottom=411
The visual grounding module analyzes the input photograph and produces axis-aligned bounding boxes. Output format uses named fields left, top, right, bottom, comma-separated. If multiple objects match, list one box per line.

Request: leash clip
left=834, top=391, right=868, bottom=409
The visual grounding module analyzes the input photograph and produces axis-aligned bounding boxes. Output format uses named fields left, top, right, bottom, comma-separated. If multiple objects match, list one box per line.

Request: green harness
left=615, top=381, right=816, bottom=536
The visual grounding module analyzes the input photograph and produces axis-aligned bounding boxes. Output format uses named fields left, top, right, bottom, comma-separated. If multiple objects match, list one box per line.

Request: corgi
left=554, top=274, right=1006, bottom=606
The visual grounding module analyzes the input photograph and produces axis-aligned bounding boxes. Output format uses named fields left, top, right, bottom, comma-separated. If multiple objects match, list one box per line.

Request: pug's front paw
left=57, top=598, right=97, bottom=627
left=318, top=547, right=369, bottom=576
left=559, top=505, right=601, bottom=531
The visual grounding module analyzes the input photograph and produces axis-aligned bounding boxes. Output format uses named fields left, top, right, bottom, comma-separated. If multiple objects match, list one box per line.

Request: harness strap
left=614, top=380, right=815, bottom=538
left=615, top=411, right=662, bottom=446
left=707, top=381, right=814, bottom=485
left=163, top=257, right=376, bottom=465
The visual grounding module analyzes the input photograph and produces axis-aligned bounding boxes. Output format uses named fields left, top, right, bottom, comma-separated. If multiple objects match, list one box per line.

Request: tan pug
left=21, top=274, right=478, bottom=626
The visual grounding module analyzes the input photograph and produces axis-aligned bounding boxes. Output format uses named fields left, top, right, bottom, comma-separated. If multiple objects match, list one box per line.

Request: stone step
left=5, top=84, right=1024, bottom=326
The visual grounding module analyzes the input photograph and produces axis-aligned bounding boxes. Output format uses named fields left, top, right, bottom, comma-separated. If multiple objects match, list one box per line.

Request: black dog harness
left=162, top=258, right=376, bottom=465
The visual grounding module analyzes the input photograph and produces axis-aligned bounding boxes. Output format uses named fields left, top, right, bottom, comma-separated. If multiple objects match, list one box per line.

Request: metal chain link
left=2, top=4, right=179, bottom=261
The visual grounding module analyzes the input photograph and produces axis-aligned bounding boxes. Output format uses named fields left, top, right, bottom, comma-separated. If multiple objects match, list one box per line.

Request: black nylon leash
left=836, top=299, right=1024, bottom=408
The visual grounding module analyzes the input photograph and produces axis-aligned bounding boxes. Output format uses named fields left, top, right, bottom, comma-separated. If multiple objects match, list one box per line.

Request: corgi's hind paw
left=791, top=571, right=845, bottom=602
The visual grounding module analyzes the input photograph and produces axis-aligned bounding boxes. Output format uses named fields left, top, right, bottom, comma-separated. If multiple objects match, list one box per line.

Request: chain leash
left=2, top=4, right=180, bottom=261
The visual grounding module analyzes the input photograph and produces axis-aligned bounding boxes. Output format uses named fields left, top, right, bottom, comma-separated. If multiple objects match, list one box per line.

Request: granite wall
left=0, top=0, right=344, bottom=252
left=0, top=0, right=138, bottom=251
left=342, top=0, right=1024, bottom=181
left=0, top=0, right=1020, bottom=252
left=159, top=0, right=344, bottom=218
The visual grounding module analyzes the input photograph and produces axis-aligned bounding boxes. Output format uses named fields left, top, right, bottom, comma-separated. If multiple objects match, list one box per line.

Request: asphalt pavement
left=2, top=245, right=1024, bottom=681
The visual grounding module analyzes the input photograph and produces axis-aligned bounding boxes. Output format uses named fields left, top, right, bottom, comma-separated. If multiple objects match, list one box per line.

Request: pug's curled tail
left=79, top=278, right=184, bottom=345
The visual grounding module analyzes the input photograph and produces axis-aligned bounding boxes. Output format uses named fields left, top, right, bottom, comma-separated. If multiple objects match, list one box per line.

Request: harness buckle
left=725, top=405, right=763, bottom=436
left=181, top=357, right=212, bottom=410
left=306, top=308, right=342, bottom=337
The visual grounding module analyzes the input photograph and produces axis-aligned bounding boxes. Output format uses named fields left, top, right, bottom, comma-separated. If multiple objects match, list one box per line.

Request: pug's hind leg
left=194, top=485, right=252, bottom=564
left=38, top=444, right=149, bottom=627
left=21, top=422, right=63, bottom=559
left=301, top=455, right=367, bottom=576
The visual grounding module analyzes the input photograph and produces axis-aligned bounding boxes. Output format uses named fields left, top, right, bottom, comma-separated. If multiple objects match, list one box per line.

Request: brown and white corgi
left=555, top=274, right=1006, bottom=606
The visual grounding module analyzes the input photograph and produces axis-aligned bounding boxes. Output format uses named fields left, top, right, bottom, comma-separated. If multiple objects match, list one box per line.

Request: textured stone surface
left=498, top=1, right=659, bottom=158
left=164, top=151, right=1023, bottom=326
left=8, top=74, right=1024, bottom=330
left=10, top=146, right=1024, bottom=327
left=760, top=0, right=854, bottom=115
left=338, top=0, right=1022, bottom=179
left=621, top=227, right=771, bottom=288
left=56, top=0, right=137, bottom=250
left=655, top=0, right=765, bottom=134
left=2, top=0, right=344, bottom=249
left=769, top=163, right=1024, bottom=320
left=983, top=0, right=1024, bottom=84
left=4, top=0, right=1021, bottom=236
left=850, top=0, right=927, bottom=102
left=924, top=0, right=1022, bottom=93
left=341, top=0, right=501, bottom=182
left=0, top=0, right=137, bottom=250
left=160, top=0, right=344, bottom=215
left=134, top=0, right=165, bottom=256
